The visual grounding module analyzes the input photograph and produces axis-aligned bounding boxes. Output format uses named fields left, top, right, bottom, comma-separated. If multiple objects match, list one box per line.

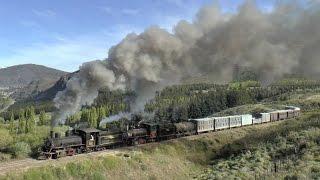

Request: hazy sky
left=0, top=0, right=276, bottom=72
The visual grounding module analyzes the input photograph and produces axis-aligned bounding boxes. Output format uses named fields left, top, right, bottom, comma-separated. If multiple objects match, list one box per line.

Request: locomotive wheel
left=67, top=148, right=75, bottom=156
left=46, top=154, right=52, bottom=159
left=52, top=154, right=58, bottom=159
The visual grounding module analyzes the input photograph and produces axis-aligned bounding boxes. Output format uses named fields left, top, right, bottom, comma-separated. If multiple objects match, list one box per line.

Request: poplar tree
left=39, top=111, right=47, bottom=125
left=18, top=110, right=25, bottom=134
left=25, top=106, right=36, bottom=133
left=9, top=113, right=15, bottom=133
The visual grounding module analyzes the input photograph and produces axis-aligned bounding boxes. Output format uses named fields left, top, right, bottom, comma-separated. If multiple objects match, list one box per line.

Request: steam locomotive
left=40, top=106, right=300, bottom=159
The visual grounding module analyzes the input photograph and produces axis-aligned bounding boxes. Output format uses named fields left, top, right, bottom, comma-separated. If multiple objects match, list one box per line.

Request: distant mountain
left=0, top=64, right=68, bottom=100
left=0, top=64, right=67, bottom=88
left=35, top=71, right=78, bottom=101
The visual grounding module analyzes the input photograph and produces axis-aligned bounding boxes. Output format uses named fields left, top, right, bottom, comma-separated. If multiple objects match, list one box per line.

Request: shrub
left=0, top=152, right=11, bottom=162
left=9, top=142, right=31, bottom=158
left=0, top=129, right=13, bottom=149
left=0, top=117, right=5, bottom=124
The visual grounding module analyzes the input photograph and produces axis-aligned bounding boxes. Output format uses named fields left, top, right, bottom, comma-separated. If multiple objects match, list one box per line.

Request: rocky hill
left=0, top=64, right=68, bottom=100
left=0, top=64, right=67, bottom=88
left=35, top=71, right=78, bottom=101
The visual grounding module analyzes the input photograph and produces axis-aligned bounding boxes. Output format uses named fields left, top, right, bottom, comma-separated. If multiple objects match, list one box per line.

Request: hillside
left=0, top=64, right=68, bottom=101
left=1, top=112, right=319, bottom=179
left=34, top=71, right=77, bottom=101
left=0, top=64, right=67, bottom=88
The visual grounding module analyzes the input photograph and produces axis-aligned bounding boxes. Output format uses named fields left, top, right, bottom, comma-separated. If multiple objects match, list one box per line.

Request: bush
left=9, top=142, right=31, bottom=158
left=0, top=152, right=11, bottom=162
left=0, top=129, right=13, bottom=149
left=0, top=117, right=5, bottom=124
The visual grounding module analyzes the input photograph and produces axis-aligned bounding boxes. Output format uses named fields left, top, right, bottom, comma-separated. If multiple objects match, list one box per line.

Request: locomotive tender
left=40, top=106, right=301, bottom=159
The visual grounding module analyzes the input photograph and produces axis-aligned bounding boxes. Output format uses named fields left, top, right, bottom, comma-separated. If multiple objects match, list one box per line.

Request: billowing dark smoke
left=53, top=61, right=126, bottom=125
left=53, top=1, right=320, bottom=125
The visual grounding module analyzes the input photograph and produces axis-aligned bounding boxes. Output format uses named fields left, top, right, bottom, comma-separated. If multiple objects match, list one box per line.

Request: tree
left=97, top=106, right=106, bottom=127
left=89, top=107, right=98, bottom=128
left=25, top=107, right=36, bottom=133
left=9, top=113, right=16, bottom=134
left=172, top=106, right=188, bottom=123
left=39, top=111, right=47, bottom=125
left=10, top=112, right=14, bottom=122
left=18, top=110, right=25, bottom=134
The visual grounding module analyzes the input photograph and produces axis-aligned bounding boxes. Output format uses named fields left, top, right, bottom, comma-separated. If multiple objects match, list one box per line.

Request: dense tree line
left=7, top=106, right=49, bottom=134
left=2, top=100, right=54, bottom=121
left=146, top=79, right=320, bottom=123
left=66, top=104, right=127, bottom=128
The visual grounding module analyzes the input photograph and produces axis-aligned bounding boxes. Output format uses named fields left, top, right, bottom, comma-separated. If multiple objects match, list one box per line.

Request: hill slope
left=35, top=71, right=77, bottom=101
left=0, top=64, right=67, bottom=88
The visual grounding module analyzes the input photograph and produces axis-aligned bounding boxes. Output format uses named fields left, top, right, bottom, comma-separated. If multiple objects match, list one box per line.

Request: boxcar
left=241, top=114, right=253, bottom=126
left=287, top=110, right=294, bottom=118
left=293, top=107, right=301, bottom=117
left=270, top=111, right=279, bottom=121
left=261, top=113, right=271, bottom=123
left=229, top=115, right=242, bottom=128
left=293, top=110, right=300, bottom=117
left=278, top=110, right=288, bottom=120
left=192, top=118, right=214, bottom=133
left=215, top=117, right=230, bottom=130
left=252, top=118, right=262, bottom=124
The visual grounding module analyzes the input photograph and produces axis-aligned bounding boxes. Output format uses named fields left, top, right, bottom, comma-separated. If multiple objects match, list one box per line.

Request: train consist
left=40, top=106, right=301, bottom=159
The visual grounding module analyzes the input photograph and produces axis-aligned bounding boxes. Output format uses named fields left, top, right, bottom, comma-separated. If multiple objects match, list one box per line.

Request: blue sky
left=0, top=0, right=276, bottom=72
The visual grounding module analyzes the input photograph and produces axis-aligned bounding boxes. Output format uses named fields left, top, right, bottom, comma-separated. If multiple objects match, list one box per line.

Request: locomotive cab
left=140, top=123, right=158, bottom=139
left=75, top=128, right=100, bottom=148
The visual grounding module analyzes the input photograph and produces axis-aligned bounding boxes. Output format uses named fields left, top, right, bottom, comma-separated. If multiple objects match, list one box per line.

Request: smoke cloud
left=53, top=1, right=320, bottom=125
left=99, top=112, right=132, bottom=127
